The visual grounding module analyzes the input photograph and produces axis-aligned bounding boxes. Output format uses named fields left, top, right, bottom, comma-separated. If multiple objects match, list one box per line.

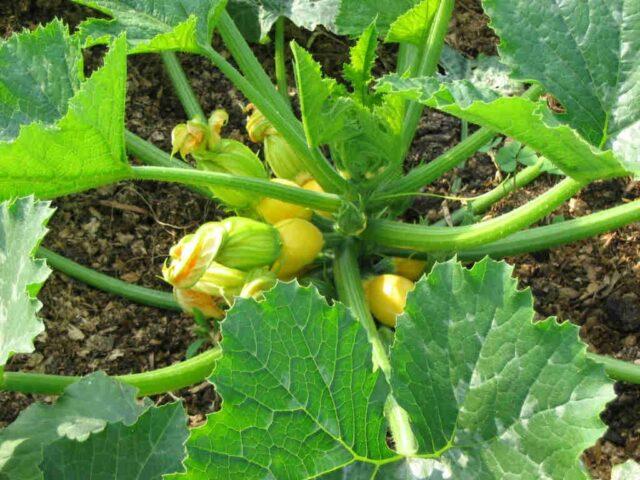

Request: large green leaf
left=176, top=260, right=612, bottom=479
left=482, top=0, right=640, bottom=172
left=390, top=258, right=614, bottom=479
left=228, top=0, right=419, bottom=41
left=40, top=402, right=188, bottom=479
left=0, top=372, right=153, bottom=480
left=0, top=197, right=54, bottom=367
left=0, top=25, right=131, bottom=200
left=384, top=0, right=439, bottom=46
left=75, top=0, right=227, bottom=53
left=0, top=20, right=83, bottom=142
left=439, top=45, right=522, bottom=96
left=177, top=282, right=393, bottom=479
left=377, top=75, right=629, bottom=181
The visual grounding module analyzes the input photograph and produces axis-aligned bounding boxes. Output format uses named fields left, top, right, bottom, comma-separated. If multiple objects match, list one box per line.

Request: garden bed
left=1, top=1, right=638, bottom=478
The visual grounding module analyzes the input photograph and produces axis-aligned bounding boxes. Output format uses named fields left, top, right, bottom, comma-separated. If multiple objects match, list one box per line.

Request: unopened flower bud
left=246, top=105, right=308, bottom=181
left=171, top=119, right=208, bottom=158
left=174, top=287, right=225, bottom=319
left=196, top=139, right=268, bottom=209
left=216, top=217, right=282, bottom=271
left=272, top=218, right=324, bottom=280
left=256, top=179, right=312, bottom=224
left=162, top=223, right=227, bottom=289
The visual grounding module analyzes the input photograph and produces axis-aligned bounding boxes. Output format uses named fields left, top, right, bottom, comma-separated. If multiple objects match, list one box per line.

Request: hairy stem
left=160, top=51, right=206, bottom=121
left=457, top=199, right=640, bottom=260
left=38, top=247, right=180, bottom=311
left=274, top=17, right=291, bottom=107
left=367, top=177, right=584, bottom=251
left=433, top=159, right=545, bottom=226
left=1, top=348, right=221, bottom=397
left=333, top=239, right=417, bottom=456
left=400, top=0, right=455, bottom=155
left=130, top=165, right=343, bottom=212
left=376, top=84, right=545, bottom=204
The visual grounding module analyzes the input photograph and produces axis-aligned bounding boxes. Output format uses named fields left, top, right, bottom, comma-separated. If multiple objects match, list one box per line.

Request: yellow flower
left=171, top=119, right=208, bottom=158
left=272, top=218, right=324, bottom=279
left=162, top=223, right=227, bottom=289
left=363, top=274, right=415, bottom=327
left=256, top=179, right=313, bottom=225
left=217, top=217, right=282, bottom=270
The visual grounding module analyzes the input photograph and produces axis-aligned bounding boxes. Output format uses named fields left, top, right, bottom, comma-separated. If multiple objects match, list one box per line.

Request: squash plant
left=0, top=0, right=639, bottom=478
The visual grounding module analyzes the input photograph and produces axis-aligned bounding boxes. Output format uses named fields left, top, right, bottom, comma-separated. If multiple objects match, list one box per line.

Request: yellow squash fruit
left=272, top=218, right=324, bottom=279
left=302, top=179, right=331, bottom=218
left=364, top=274, right=414, bottom=327
left=392, top=257, right=427, bottom=281
left=256, top=179, right=312, bottom=224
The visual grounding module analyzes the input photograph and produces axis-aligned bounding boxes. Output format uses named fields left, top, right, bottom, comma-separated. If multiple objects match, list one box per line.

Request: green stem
left=457, top=199, right=640, bottom=260
left=1, top=347, right=221, bottom=397
left=587, top=352, right=640, bottom=384
left=160, top=52, right=206, bottom=121
left=124, top=130, right=213, bottom=199
left=333, top=239, right=418, bottom=456
left=400, top=0, right=455, bottom=156
left=274, top=17, right=291, bottom=107
left=198, top=44, right=348, bottom=194
left=433, top=159, right=544, bottom=227
left=129, top=165, right=343, bottom=212
left=367, top=177, right=584, bottom=252
left=375, top=84, right=545, bottom=205
left=38, top=247, right=180, bottom=311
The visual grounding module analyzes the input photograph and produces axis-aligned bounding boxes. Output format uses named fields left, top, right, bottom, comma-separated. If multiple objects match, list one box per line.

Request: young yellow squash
left=364, top=274, right=415, bottom=327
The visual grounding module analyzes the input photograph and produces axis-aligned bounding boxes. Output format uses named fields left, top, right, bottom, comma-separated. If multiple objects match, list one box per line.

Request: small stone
left=67, top=324, right=85, bottom=341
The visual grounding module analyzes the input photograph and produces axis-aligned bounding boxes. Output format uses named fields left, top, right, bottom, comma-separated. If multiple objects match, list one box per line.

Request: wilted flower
left=174, top=287, right=225, bottom=319
left=171, top=119, right=209, bottom=158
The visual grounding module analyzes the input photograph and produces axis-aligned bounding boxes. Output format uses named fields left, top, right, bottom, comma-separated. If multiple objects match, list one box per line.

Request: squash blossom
left=392, top=257, right=427, bottom=281
left=190, top=262, right=248, bottom=300
left=256, top=179, right=312, bottom=224
left=195, top=139, right=268, bottom=209
left=208, top=109, right=229, bottom=145
left=216, top=217, right=282, bottom=270
left=171, top=118, right=209, bottom=158
left=173, top=287, right=225, bottom=319
left=272, top=218, right=324, bottom=279
left=363, top=274, right=415, bottom=328
left=245, top=104, right=309, bottom=183
left=162, top=223, right=227, bottom=289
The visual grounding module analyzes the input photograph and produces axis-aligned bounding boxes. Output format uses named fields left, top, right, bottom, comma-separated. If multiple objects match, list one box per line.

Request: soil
left=1, top=1, right=639, bottom=478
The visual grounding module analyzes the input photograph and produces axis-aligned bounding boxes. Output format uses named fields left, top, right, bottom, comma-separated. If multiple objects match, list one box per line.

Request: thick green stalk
left=1, top=347, right=221, bottom=397
left=160, top=52, right=206, bottom=121
left=130, top=165, right=343, bottom=212
left=376, top=84, right=545, bottom=204
left=333, top=239, right=417, bottom=456
left=400, top=0, right=455, bottom=155
left=38, top=247, right=180, bottom=311
left=433, top=159, right=545, bottom=227
left=367, top=177, right=584, bottom=252
left=587, top=353, right=640, bottom=384
left=198, top=45, right=348, bottom=194
left=458, top=199, right=640, bottom=260
left=124, top=130, right=213, bottom=198
left=274, top=17, right=291, bottom=107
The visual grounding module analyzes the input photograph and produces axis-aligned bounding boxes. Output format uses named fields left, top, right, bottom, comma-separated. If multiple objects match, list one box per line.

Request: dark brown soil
left=1, top=1, right=639, bottom=478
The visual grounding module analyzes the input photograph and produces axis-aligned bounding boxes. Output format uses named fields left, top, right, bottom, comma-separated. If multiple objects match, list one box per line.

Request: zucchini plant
left=0, top=0, right=639, bottom=478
